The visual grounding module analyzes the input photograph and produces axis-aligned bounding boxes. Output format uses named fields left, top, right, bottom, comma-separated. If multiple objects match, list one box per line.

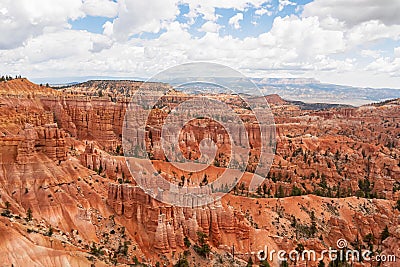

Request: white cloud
left=303, top=0, right=400, bottom=27
left=105, top=0, right=180, bottom=40
left=318, top=16, right=346, bottom=31
left=200, top=21, right=221, bottom=33
left=263, top=16, right=345, bottom=59
left=255, top=7, right=273, bottom=17
left=157, top=22, right=191, bottom=47
left=278, top=0, right=296, bottom=12
left=90, top=34, right=114, bottom=52
left=0, top=14, right=359, bottom=84
left=0, top=0, right=84, bottom=49
left=184, top=0, right=270, bottom=22
left=361, top=49, right=381, bottom=59
left=346, top=20, right=400, bottom=47
left=22, top=30, right=112, bottom=63
left=228, top=13, right=243, bottom=29
left=81, top=0, right=118, bottom=18
left=365, top=57, right=400, bottom=77
left=102, top=21, right=114, bottom=36
left=23, top=31, right=90, bottom=63
left=395, top=47, right=400, bottom=58
left=185, top=2, right=217, bottom=22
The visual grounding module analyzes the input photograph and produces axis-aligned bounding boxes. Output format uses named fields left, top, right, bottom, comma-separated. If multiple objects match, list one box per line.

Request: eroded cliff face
left=16, top=123, right=68, bottom=162
left=41, top=97, right=127, bottom=150
left=0, top=80, right=131, bottom=266
left=35, top=83, right=400, bottom=201
left=107, top=183, right=250, bottom=252
left=0, top=79, right=399, bottom=266
left=104, top=180, right=399, bottom=266
left=382, top=220, right=400, bottom=267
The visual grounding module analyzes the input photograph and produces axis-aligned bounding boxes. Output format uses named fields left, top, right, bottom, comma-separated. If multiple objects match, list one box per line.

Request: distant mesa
left=264, top=94, right=288, bottom=105
left=254, top=77, right=320, bottom=85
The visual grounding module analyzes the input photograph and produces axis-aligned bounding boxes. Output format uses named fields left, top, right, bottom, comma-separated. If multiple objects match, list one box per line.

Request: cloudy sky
left=0, top=0, right=399, bottom=88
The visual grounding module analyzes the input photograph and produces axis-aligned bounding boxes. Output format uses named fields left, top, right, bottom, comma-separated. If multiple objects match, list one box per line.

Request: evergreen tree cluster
left=0, top=75, right=22, bottom=81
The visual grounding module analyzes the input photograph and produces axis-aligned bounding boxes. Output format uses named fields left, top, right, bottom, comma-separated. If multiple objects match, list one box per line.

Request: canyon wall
left=107, top=183, right=251, bottom=253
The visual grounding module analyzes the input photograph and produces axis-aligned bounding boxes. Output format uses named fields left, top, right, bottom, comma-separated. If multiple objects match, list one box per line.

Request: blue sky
left=71, top=16, right=113, bottom=34
left=0, top=0, right=399, bottom=88
left=70, top=0, right=314, bottom=39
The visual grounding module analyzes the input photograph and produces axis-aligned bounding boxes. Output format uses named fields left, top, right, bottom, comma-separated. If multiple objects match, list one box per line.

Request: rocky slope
left=0, top=79, right=398, bottom=266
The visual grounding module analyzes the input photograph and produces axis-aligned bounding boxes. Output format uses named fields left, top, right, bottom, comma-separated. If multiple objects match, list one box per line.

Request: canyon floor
left=0, top=78, right=399, bottom=267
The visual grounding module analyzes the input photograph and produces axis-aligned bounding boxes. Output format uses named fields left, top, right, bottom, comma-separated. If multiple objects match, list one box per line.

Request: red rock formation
left=41, top=97, right=126, bottom=150
left=0, top=78, right=60, bottom=96
left=0, top=123, right=68, bottom=164
left=106, top=183, right=252, bottom=254
left=382, top=219, right=400, bottom=267
left=1, top=79, right=399, bottom=266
